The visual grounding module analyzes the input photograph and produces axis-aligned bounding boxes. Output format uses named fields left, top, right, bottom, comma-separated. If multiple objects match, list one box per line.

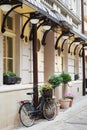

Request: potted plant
left=48, top=74, right=62, bottom=89
left=74, top=73, right=79, bottom=80
left=64, top=93, right=74, bottom=100
left=59, top=71, right=72, bottom=96
left=64, top=93, right=75, bottom=107
left=47, top=74, right=62, bottom=96
left=3, top=71, right=21, bottom=84
left=59, top=98, right=70, bottom=109
left=59, top=71, right=72, bottom=84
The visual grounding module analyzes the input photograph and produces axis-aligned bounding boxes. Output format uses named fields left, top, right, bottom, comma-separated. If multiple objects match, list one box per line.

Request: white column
left=0, top=33, right=3, bottom=85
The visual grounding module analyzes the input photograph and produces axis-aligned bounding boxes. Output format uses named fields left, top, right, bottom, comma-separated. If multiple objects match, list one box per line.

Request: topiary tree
left=48, top=74, right=62, bottom=89
left=59, top=71, right=72, bottom=84
left=59, top=71, right=72, bottom=97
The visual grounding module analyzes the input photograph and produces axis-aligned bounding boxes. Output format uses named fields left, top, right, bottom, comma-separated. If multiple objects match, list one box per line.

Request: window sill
left=0, top=84, right=33, bottom=93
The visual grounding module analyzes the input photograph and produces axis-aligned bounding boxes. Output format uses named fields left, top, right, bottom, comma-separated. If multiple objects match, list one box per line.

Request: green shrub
left=48, top=74, right=62, bottom=89
left=59, top=71, right=72, bottom=84
left=39, top=84, right=52, bottom=95
left=3, top=71, right=16, bottom=77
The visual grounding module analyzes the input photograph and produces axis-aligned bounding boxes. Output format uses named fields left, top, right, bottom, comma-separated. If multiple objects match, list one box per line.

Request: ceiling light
left=0, top=4, right=12, bottom=11
left=74, top=42, right=80, bottom=45
left=30, top=19, right=39, bottom=24
left=42, top=25, right=51, bottom=30
left=62, top=36, right=69, bottom=39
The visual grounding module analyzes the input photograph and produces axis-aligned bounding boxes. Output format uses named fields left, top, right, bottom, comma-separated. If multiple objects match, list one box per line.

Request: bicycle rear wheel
left=19, top=102, right=35, bottom=127
left=43, top=100, right=56, bottom=120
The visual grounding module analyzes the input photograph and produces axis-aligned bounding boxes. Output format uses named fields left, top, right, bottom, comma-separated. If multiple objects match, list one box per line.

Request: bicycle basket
left=42, top=89, right=52, bottom=98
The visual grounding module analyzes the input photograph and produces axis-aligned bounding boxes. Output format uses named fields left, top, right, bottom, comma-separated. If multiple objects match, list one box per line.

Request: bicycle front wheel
left=19, top=102, right=35, bottom=127
left=43, top=100, right=56, bottom=120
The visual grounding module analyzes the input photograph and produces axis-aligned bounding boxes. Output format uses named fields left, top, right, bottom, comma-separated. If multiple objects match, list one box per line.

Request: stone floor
left=13, top=95, right=87, bottom=130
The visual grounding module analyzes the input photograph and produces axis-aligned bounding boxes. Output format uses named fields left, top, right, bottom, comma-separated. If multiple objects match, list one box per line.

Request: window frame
left=2, top=13, right=16, bottom=73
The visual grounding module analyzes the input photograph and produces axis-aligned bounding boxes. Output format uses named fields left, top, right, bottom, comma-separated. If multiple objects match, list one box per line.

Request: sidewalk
left=13, top=95, right=87, bottom=130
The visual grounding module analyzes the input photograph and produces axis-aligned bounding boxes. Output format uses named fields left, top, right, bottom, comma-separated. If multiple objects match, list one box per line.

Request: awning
left=25, top=0, right=87, bottom=41
left=70, top=27, right=87, bottom=41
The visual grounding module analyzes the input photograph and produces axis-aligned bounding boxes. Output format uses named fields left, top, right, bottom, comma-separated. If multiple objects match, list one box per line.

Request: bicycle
left=19, top=92, right=56, bottom=127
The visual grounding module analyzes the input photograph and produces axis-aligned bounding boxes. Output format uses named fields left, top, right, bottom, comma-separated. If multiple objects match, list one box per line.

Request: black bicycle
left=19, top=92, right=56, bottom=127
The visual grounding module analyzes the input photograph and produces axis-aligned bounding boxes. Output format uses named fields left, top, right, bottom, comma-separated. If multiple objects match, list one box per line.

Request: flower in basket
left=64, top=93, right=75, bottom=100
left=39, top=83, right=53, bottom=98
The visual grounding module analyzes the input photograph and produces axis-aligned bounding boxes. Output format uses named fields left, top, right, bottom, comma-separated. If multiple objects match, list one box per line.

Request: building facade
left=0, top=0, right=86, bottom=129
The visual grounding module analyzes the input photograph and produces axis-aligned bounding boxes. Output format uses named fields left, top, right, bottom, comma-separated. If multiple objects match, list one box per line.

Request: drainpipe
left=32, top=24, right=38, bottom=107
left=81, top=0, right=86, bottom=95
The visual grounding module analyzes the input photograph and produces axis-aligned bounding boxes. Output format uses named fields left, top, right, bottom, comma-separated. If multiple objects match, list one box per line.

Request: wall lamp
left=79, top=43, right=87, bottom=56
left=29, top=18, right=52, bottom=41
left=61, top=39, right=68, bottom=52
left=79, top=46, right=83, bottom=57
left=61, top=34, right=74, bottom=52
left=68, top=37, right=83, bottom=53
left=0, top=0, right=22, bottom=11
left=55, top=30, right=73, bottom=50
left=0, top=0, right=23, bottom=33
left=20, top=12, right=42, bottom=39
left=42, top=23, right=58, bottom=46
left=74, top=44, right=81, bottom=55
left=73, top=41, right=84, bottom=55
left=42, top=19, right=52, bottom=30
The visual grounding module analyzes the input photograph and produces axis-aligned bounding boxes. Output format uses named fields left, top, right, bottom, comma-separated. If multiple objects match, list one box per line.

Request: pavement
left=13, top=95, right=87, bottom=130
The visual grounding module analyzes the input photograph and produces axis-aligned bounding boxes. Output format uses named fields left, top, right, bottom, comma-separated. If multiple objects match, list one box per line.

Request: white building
left=0, top=0, right=87, bottom=129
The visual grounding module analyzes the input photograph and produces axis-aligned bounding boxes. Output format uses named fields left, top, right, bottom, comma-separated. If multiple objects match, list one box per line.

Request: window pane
left=3, top=59, right=6, bottom=72
left=7, top=37, right=13, bottom=58
left=7, top=59, right=13, bottom=72
left=3, top=36, right=14, bottom=73
left=7, top=16, right=13, bottom=30
left=3, top=37, right=6, bottom=57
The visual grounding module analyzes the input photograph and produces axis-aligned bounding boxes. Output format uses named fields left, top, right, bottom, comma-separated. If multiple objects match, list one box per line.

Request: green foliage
left=39, top=84, right=52, bottom=94
left=48, top=74, right=62, bottom=89
left=59, top=71, right=72, bottom=84
left=3, top=71, right=16, bottom=77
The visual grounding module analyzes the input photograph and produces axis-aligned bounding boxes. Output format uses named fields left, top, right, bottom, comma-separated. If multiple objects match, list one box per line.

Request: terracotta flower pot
left=69, top=99, right=73, bottom=107
left=59, top=98, right=70, bottom=109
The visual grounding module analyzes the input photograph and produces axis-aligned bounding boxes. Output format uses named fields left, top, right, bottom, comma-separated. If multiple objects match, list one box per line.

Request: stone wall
left=0, top=85, right=32, bottom=130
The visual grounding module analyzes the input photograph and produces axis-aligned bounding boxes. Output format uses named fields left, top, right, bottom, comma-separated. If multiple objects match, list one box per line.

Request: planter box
left=16, top=77, right=21, bottom=84
left=3, top=76, right=17, bottom=84
left=3, top=76, right=21, bottom=84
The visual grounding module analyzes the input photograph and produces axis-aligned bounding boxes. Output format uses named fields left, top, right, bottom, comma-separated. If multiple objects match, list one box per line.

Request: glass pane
left=7, top=59, right=13, bottom=72
left=7, top=16, right=13, bottom=30
left=7, top=37, right=13, bottom=58
left=3, top=36, right=6, bottom=57
left=3, top=59, right=6, bottom=72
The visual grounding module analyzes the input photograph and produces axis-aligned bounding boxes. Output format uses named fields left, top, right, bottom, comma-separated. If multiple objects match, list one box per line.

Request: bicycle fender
left=19, top=102, right=31, bottom=114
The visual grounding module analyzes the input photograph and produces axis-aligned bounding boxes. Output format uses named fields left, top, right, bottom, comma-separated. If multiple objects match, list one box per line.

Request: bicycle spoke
left=19, top=102, right=35, bottom=127
left=43, top=101, right=56, bottom=120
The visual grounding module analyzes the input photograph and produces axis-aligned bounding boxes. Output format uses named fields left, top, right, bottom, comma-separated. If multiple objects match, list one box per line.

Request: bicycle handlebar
left=26, top=92, right=34, bottom=95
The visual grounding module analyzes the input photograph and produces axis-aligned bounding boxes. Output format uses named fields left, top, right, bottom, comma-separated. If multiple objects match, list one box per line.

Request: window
left=3, top=14, right=14, bottom=32
left=3, top=36, right=15, bottom=72
left=3, top=14, right=15, bottom=73
left=41, top=0, right=53, bottom=7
